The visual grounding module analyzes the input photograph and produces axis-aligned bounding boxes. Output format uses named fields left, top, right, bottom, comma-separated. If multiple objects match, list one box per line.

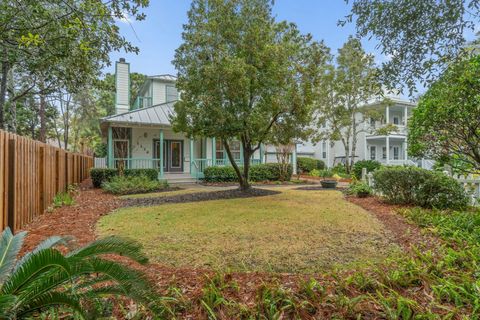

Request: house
left=100, top=59, right=291, bottom=183
left=100, top=59, right=432, bottom=183
left=297, top=97, right=435, bottom=169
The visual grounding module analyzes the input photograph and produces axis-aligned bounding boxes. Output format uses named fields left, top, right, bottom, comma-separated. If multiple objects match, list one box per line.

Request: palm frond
left=0, top=228, right=26, bottom=284
left=0, top=294, right=17, bottom=318
left=15, top=235, right=72, bottom=271
left=1, top=249, right=72, bottom=295
left=16, top=291, right=87, bottom=320
left=66, top=236, right=148, bottom=264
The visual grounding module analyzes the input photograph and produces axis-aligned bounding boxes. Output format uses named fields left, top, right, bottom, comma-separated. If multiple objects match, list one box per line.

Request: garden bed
left=19, top=179, right=469, bottom=319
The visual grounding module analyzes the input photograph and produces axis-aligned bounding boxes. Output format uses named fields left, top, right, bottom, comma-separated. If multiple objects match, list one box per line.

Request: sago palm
left=0, top=227, right=160, bottom=319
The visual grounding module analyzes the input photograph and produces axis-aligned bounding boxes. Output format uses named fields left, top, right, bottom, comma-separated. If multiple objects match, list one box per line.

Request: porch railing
left=112, top=158, right=161, bottom=169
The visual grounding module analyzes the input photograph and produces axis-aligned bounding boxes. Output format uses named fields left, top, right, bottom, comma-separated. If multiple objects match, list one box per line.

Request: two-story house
left=297, top=97, right=434, bottom=169
left=100, top=59, right=280, bottom=183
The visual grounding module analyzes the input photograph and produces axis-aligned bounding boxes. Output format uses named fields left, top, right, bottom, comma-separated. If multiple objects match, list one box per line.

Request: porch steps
left=163, top=173, right=197, bottom=185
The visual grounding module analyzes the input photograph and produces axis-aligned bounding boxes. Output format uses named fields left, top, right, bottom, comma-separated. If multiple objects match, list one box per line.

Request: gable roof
left=101, top=101, right=176, bottom=128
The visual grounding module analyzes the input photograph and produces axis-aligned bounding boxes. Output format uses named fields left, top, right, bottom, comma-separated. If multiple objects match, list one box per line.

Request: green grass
left=97, top=188, right=397, bottom=273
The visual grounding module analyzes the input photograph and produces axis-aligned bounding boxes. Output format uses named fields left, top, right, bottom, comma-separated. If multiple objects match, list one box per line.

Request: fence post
left=7, top=139, right=15, bottom=232
left=38, top=146, right=45, bottom=213
left=55, top=150, right=60, bottom=193
left=361, top=168, right=367, bottom=182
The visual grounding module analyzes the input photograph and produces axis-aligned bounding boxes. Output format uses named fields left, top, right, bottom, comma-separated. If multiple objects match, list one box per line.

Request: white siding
left=115, top=62, right=130, bottom=114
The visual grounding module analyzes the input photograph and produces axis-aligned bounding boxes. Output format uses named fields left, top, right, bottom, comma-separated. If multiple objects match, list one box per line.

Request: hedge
left=203, top=163, right=292, bottom=182
left=297, top=157, right=325, bottom=173
left=352, top=160, right=382, bottom=179
left=372, top=166, right=468, bottom=210
left=90, top=168, right=158, bottom=188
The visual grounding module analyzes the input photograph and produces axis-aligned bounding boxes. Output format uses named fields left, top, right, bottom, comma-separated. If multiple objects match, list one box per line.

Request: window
left=229, top=141, right=241, bottom=160
left=322, top=141, right=327, bottom=159
left=370, top=146, right=376, bottom=160
left=382, top=147, right=387, bottom=159
left=216, top=139, right=241, bottom=161
left=370, top=117, right=376, bottom=127
left=393, top=146, right=399, bottom=160
left=166, top=85, right=178, bottom=102
left=393, top=116, right=400, bottom=125
left=215, top=139, right=224, bottom=160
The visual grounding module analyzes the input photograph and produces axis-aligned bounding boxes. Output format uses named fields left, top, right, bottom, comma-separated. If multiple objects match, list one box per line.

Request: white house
left=100, top=59, right=432, bottom=183
left=100, top=59, right=278, bottom=183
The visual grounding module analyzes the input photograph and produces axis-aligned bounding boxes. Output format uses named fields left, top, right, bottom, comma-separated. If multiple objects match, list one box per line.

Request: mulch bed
left=18, top=179, right=442, bottom=319
left=123, top=187, right=280, bottom=207
left=295, top=186, right=346, bottom=191
left=346, top=195, right=441, bottom=251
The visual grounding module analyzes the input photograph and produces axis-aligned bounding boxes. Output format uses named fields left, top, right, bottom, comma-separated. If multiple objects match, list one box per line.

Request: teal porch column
left=190, top=138, right=195, bottom=175
left=159, top=129, right=164, bottom=179
left=259, top=143, right=264, bottom=164
left=107, top=126, right=113, bottom=168
left=292, top=143, right=298, bottom=175
left=211, top=137, right=216, bottom=165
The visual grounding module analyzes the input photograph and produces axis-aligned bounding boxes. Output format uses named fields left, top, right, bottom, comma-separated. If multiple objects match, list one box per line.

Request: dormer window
left=166, top=85, right=178, bottom=102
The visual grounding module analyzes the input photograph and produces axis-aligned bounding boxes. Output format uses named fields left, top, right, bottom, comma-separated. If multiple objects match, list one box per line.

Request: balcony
left=367, top=123, right=407, bottom=137
left=132, top=96, right=153, bottom=110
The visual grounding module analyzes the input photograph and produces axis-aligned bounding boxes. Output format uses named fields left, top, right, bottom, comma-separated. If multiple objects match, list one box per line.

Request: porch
left=105, top=126, right=266, bottom=181
left=365, top=135, right=416, bottom=166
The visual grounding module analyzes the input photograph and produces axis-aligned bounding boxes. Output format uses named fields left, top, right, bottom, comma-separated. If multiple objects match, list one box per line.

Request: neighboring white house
left=298, top=97, right=433, bottom=169
left=100, top=59, right=431, bottom=182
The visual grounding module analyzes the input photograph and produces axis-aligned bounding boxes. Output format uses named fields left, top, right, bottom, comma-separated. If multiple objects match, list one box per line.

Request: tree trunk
left=0, top=48, right=9, bottom=130
left=223, top=140, right=251, bottom=191
left=39, top=87, right=47, bottom=142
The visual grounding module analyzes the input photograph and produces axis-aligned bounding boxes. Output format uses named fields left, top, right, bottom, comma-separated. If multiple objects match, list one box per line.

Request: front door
left=154, top=140, right=184, bottom=172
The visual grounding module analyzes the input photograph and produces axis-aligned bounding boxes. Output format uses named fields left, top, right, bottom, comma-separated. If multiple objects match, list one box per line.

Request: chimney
left=115, top=58, right=130, bottom=114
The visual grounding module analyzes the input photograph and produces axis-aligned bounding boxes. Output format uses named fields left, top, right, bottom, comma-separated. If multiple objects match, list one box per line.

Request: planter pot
left=320, top=180, right=338, bottom=189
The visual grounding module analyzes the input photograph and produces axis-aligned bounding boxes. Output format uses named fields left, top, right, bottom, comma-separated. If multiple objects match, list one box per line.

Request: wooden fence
left=0, top=130, right=93, bottom=232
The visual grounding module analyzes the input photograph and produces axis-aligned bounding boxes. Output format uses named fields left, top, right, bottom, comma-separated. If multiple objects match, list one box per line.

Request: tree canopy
left=408, top=54, right=480, bottom=173
left=172, top=0, right=327, bottom=190
left=314, top=36, right=381, bottom=172
left=345, top=0, right=480, bottom=94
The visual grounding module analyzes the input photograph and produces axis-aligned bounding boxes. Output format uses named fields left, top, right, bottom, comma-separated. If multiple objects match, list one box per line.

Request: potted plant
left=321, top=179, right=338, bottom=189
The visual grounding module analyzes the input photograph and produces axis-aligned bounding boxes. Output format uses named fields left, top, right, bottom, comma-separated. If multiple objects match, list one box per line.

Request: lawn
left=97, top=187, right=397, bottom=273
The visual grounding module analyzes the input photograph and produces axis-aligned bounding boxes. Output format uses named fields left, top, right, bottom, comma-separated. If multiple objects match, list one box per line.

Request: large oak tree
left=172, top=0, right=327, bottom=190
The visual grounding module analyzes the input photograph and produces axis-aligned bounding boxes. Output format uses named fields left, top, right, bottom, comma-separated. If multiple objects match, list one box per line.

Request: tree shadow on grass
left=121, top=188, right=281, bottom=207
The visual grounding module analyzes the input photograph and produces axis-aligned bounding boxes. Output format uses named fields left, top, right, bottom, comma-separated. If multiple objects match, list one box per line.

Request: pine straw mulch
left=19, top=179, right=444, bottom=319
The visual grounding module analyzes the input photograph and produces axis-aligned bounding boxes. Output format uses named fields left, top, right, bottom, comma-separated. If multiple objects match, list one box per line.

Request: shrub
left=90, top=168, right=117, bottom=188
left=332, top=163, right=347, bottom=175
left=203, top=163, right=292, bottom=182
left=353, top=160, right=382, bottom=179
left=90, top=168, right=158, bottom=188
left=309, top=169, right=321, bottom=177
left=102, top=175, right=168, bottom=195
left=347, top=182, right=372, bottom=198
left=297, top=157, right=317, bottom=173
left=124, top=168, right=158, bottom=181
left=373, top=166, right=468, bottom=209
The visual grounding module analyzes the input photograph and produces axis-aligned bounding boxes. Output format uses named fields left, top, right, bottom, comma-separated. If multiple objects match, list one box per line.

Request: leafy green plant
left=297, top=157, right=324, bottom=173
left=52, top=191, right=75, bottom=208
left=373, top=166, right=468, bottom=209
left=101, top=175, right=168, bottom=195
left=352, top=160, right=382, bottom=179
left=0, top=227, right=160, bottom=319
left=347, top=182, right=372, bottom=198
left=90, top=168, right=159, bottom=188
left=203, top=164, right=292, bottom=183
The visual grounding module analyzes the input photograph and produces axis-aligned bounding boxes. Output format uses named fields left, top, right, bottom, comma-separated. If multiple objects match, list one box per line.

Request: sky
left=106, top=0, right=387, bottom=76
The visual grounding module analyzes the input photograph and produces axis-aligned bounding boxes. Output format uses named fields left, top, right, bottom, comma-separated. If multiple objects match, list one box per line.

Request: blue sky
left=107, top=0, right=387, bottom=76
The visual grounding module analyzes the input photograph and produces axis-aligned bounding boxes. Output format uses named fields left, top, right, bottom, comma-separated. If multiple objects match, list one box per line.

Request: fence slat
left=0, top=129, right=94, bottom=232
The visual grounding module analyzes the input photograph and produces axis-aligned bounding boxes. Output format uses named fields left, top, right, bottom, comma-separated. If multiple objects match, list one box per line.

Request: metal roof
left=101, top=101, right=176, bottom=127
left=147, top=74, right=177, bottom=82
